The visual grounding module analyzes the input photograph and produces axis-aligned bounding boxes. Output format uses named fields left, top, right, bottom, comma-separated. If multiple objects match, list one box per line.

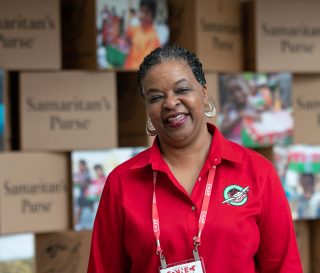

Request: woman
left=87, top=46, right=302, bottom=273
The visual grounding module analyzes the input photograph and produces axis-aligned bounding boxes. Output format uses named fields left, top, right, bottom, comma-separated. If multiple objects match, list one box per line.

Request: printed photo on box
left=72, top=147, right=145, bottom=230
left=0, top=70, right=5, bottom=151
left=217, top=73, right=293, bottom=148
left=96, top=0, right=169, bottom=69
left=0, top=233, right=34, bottom=273
left=274, top=145, right=320, bottom=220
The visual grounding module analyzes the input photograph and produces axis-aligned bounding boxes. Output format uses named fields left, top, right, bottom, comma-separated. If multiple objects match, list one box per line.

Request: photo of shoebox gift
left=217, top=72, right=293, bottom=148
left=274, top=145, right=320, bottom=220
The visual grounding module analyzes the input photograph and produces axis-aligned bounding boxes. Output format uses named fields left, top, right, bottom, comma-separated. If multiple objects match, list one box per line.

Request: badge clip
left=193, top=248, right=200, bottom=261
left=193, top=236, right=200, bottom=261
left=159, top=253, right=167, bottom=269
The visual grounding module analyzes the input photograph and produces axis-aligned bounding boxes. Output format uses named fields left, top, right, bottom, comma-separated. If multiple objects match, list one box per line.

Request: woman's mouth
left=165, top=113, right=188, bottom=128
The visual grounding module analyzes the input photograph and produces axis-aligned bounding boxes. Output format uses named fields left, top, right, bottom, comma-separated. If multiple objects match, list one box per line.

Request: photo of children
left=97, top=0, right=169, bottom=69
left=218, top=73, right=293, bottom=148
left=72, top=147, right=145, bottom=230
left=273, top=145, right=320, bottom=220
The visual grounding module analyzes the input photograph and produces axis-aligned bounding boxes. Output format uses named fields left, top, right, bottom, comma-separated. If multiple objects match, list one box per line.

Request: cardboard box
left=0, top=0, right=61, bottom=70
left=117, top=72, right=149, bottom=147
left=168, top=0, right=243, bottom=72
left=293, top=75, right=320, bottom=145
left=35, top=230, right=92, bottom=273
left=62, top=0, right=169, bottom=70
left=19, top=71, right=117, bottom=151
left=294, top=220, right=311, bottom=273
left=0, top=152, right=69, bottom=234
left=244, top=0, right=320, bottom=72
left=72, top=148, right=145, bottom=230
left=217, top=72, right=293, bottom=148
left=310, top=220, right=320, bottom=273
left=0, top=233, right=34, bottom=273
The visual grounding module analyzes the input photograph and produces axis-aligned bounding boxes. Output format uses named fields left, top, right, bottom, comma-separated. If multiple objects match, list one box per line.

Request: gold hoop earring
left=146, top=119, right=157, bottom=136
left=204, top=102, right=216, bottom=118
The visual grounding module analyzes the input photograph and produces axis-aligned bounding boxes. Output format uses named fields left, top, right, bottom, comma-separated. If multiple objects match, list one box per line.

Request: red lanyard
left=152, top=165, right=217, bottom=258
left=152, top=171, right=162, bottom=253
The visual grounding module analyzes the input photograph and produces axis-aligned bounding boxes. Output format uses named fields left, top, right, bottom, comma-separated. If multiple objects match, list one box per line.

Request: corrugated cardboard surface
left=169, top=0, right=242, bottom=72
left=168, top=0, right=196, bottom=52
left=196, top=0, right=243, bottom=72
left=294, top=220, right=311, bottom=273
left=0, top=0, right=61, bottom=70
left=254, top=1, right=320, bottom=72
left=20, top=71, right=117, bottom=151
left=61, top=0, right=96, bottom=69
left=117, top=72, right=148, bottom=147
left=293, top=75, right=320, bottom=145
left=310, top=220, right=320, bottom=273
left=0, top=152, right=69, bottom=234
left=36, top=230, right=92, bottom=273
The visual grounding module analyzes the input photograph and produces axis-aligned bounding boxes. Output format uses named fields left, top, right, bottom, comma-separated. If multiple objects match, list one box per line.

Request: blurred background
left=0, top=0, right=320, bottom=272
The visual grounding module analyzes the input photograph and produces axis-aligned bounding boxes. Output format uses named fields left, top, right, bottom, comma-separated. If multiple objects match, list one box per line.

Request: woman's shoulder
left=110, top=147, right=152, bottom=176
left=227, top=139, right=274, bottom=169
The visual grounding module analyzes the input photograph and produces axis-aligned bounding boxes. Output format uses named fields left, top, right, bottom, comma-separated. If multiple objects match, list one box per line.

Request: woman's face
left=142, top=60, right=208, bottom=147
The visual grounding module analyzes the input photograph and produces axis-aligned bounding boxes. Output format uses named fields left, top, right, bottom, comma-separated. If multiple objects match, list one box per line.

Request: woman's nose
left=163, top=94, right=179, bottom=109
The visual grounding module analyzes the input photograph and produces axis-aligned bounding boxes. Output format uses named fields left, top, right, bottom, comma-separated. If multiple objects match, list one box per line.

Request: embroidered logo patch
left=222, top=185, right=249, bottom=206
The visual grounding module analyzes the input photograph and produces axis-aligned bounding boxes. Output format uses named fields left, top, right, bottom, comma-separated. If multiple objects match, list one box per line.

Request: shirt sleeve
left=87, top=169, right=131, bottom=273
left=256, top=163, right=303, bottom=273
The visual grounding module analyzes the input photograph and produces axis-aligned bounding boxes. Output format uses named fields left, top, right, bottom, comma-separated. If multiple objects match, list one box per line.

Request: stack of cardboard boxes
left=0, top=1, right=97, bottom=272
left=246, top=2, right=320, bottom=273
left=0, top=0, right=167, bottom=272
left=0, top=0, right=320, bottom=273
left=172, top=1, right=320, bottom=273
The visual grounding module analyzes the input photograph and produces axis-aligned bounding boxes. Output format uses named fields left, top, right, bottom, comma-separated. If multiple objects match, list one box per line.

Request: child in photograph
left=297, top=173, right=320, bottom=219
left=124, top=0, right=160, bottom=69
left=73, top=159, right=95, bottom=230
left=247, top=76, right=272, bottom=113
left=92, top=164, right=107, bottom=196
left=219, top=75, right=260, bottom=144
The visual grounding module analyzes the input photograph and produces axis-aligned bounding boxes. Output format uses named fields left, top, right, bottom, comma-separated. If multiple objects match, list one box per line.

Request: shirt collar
left=129, top=123, right=244, bottom=170
left=207, top=123, right=244, bottom=165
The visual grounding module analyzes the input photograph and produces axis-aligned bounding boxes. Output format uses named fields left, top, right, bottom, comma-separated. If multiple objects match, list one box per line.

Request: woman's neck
left=160, top=128, right=212, bottom=169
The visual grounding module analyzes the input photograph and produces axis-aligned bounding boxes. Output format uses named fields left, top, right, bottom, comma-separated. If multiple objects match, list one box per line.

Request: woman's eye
left=176, top=88, right=190, bottom=94
left=149, top=95, right=162, bottom=103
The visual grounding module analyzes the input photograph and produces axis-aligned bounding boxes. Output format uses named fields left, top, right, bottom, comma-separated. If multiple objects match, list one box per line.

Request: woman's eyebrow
left=174, top=79, right=188, bottom=85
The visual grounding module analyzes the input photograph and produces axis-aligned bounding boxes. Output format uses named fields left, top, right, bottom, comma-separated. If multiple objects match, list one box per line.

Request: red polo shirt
left=87, top=124, right=302, bottom=273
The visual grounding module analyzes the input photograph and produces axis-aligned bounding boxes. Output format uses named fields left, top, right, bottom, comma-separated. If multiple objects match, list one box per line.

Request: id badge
left=159, top=259, right=206, bottom=273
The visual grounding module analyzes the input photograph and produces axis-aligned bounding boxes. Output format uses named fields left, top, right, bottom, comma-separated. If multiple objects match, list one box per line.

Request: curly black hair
left=138, top=45, right=206, bottom=96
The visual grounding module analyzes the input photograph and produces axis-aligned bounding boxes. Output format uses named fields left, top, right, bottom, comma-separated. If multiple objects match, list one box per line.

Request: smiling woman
left=87, top=46, right=303, bottom=273
left=142, top=60, right=210, bottom=149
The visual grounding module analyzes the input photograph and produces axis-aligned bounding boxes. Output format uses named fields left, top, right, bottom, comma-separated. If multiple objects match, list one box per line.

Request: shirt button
left=191, top=206, right=196, bottom=211
left=198, top=177, right=201, bottom=182
left=214, top=158, right=219, bottom=164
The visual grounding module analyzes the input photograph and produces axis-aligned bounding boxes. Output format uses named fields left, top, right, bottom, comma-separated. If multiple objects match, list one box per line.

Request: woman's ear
left=202, top=85, right=208, bottom=103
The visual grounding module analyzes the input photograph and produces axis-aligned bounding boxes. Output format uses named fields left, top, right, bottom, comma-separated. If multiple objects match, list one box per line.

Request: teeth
left=167, top=114, right=184, bottom=122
